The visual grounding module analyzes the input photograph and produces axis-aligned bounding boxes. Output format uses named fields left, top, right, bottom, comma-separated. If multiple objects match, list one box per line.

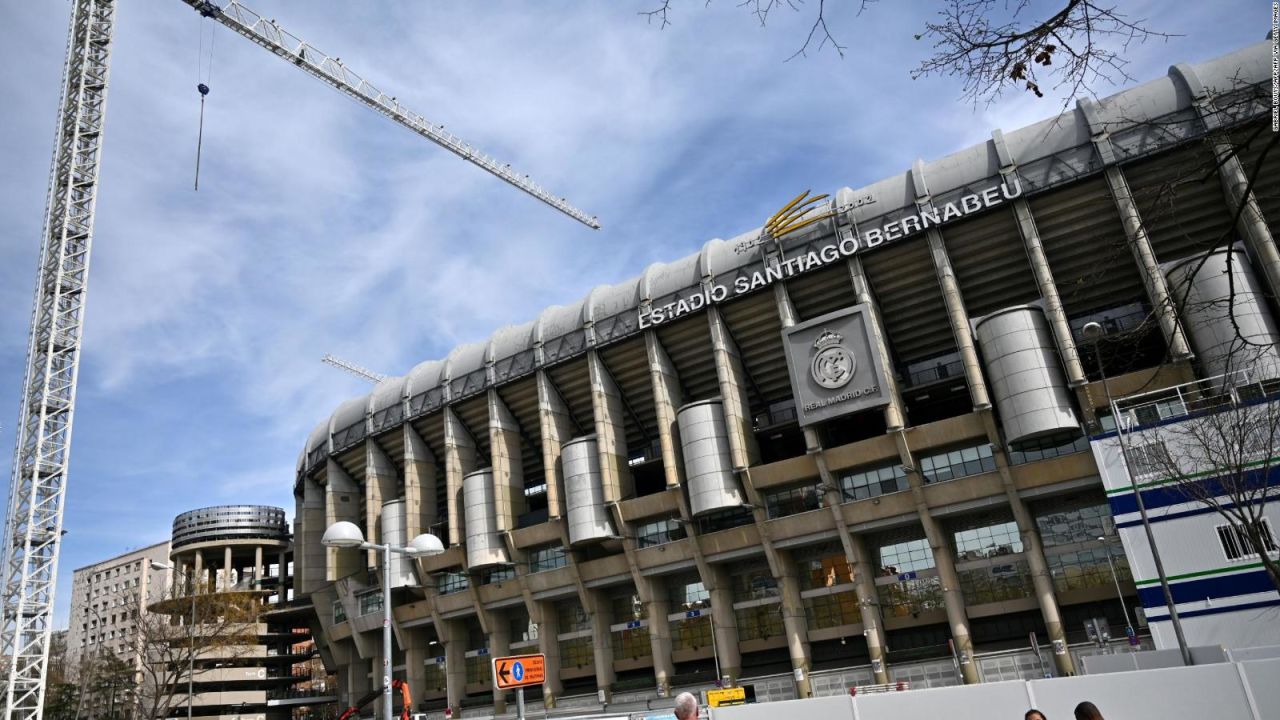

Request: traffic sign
left=493, top=653, right=545, bottom=690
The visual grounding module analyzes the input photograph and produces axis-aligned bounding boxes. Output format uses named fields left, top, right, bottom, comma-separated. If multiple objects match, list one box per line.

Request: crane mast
left=1, top=3, right=115, bottom=719
left=186, top=0, right=601, bottom=229
left=4, top=4, right=596, bottom=718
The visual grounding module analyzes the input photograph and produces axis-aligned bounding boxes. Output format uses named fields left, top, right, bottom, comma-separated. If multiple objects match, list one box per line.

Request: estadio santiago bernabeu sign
left=637, top=179, right=1023, bottom=330
left=782, top=305, right=891, bottom=426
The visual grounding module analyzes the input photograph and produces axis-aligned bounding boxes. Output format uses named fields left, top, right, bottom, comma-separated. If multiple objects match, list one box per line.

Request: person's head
left=1073, top=702, right=1103, bottom=720
left=673, top=692, right=698, bottom=720
left=1025, top=710, right=1047, bottom=720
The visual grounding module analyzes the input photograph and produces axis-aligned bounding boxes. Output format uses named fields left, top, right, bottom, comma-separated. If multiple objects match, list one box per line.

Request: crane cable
left=194, top=16, right=216, bottom=191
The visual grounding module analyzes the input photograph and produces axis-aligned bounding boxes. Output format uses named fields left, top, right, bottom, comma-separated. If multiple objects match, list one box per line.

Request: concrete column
left=1104, top=164, right=1194, bottom=358
left=490, top=614, right=511, bottom=714
left=707, top=306, right=761, bottom=469
left=326, top=459, right=363, bottom=581
left=444, top=620, right=466, bottom=714
left=223, top=546, right=233, bottom=591
left=645, top=577, right=675, bottom=697
left=345, top=658, right=373, bottom=712
left=605, top=504, right=675, bottom=695
left=925, top=229, right=992, bottom=410
left=1011, top=194, right=1088, bottom=387
left=646, top=332, right=687, bottom=488
left=738, top=466, right=812, bottom=697
left=299, top=476, right=326, bottom=594
left=892, top=431, right=978, bottom=684
left=979, top=413, right=1075, bottom=675
left=193, top=550, right=204, bottom=594
left=845, top=252, right=906, bottom=430
left=405, top=630, right=430, bottom=712
left=367, top=439, right=399, bottom=565
left=706, top=564, right=741, bottom=683
left=254, top=547, right=263, bottom=590
left=588, top=350, right=633, bottom=502
left=535, top=370, right=576, bottom=518
left=488, top=390, right=526, bottom=532
left=443, top=407, right=478, bottom=547
left=775, top=549, right=812, bottom=698
left=404, top=425, right=439, bottom=542
left=538, top=600, right=563, bottom=707
left=848, top=534, right=890, bottom=682
left=587, top=589, right=616, bottom=700
left=1077, top=97, right=1193, bottom=360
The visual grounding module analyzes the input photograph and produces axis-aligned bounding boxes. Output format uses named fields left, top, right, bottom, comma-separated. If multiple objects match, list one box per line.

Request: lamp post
left=428, top=638, right=447, bottom=716
left=1082, top=321, right=1191, bottom=665
left=1096, top=535, right=1135, bottom=641
left=323, top=521, right=445, bottom=720
left=150, top=560, right=195, bottom=720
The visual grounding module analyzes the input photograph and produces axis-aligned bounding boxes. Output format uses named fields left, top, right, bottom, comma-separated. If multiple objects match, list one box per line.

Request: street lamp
left=323, top=521, right=444, bottom=720
left=1082, top=321, right=1191, bottom=665
left=1096, top=535, right=1135, bottom=643
left=149, top=559, right=194, bottom=720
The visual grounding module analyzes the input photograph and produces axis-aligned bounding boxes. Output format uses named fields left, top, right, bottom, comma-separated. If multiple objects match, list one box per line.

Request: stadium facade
left=293, top=40, right=1279, bottom=715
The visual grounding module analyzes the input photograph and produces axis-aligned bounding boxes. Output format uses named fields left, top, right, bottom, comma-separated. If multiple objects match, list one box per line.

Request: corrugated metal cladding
left=943, top=208, right=1040, bottom=317
left=1126, top=144, right=1237, bottom=262
left=454, top=395, right=491, bottom=461
left=655, top=315, right=720, bottom=401
left=1029, top=176, right=1145, bottom=318
left=861, top=238, right=953, bottom=364
left=677, top=400, right=746, bottom=516
left=600, top=337, right=658, bottom=454
left=492, top=380, right=544, bottom=487
left=787, top=262, right=855, bottom=322
left=720, top=290, right=790, bottom=407
left=547, top=357, right=593, bottom=433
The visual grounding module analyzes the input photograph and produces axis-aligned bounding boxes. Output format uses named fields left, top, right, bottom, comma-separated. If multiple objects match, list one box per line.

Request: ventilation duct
left=463, top=469, right=508, bottom=568
left=380, top=499, right=418, bottom=588
left=676, top=399, right=746, bottom=516
left=1165, top=248, right=1280, bottom=384
left=974, top=305, right=1081, bottom=450
left=563, top=436, right=615, bottom=545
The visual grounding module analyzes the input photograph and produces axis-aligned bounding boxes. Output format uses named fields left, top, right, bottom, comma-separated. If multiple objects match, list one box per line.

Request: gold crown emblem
left=813, top=330, right=843, bottom=351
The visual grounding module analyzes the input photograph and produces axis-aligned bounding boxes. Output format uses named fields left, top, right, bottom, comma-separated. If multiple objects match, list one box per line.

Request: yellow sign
left=706, top=687, right=746, bottom=708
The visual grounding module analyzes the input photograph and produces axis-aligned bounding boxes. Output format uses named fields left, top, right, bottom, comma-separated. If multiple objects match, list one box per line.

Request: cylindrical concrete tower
left=159, top=505, right=300, bottom=720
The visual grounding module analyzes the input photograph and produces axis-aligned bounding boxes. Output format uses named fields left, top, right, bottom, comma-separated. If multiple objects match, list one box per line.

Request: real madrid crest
left=810, top=329, right=855, bottom=389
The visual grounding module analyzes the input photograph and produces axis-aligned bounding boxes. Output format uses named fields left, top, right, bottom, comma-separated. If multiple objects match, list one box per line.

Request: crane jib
left=188, top=0, right=600, bottom=228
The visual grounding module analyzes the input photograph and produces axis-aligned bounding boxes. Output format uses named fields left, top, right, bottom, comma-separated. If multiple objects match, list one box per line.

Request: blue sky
left=0, top=1, right=1265, bottom=627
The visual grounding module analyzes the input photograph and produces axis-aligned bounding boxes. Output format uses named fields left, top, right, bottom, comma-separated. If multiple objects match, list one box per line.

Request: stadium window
left=1216, top=519, right=1278, bottom=562
left=528, top=544, right=568, bottom=573
left=763, top=481, right=823, bottom=518
left=919, top=443, right=995, bottom=483
left=840, top=463, right=909, bottom=501
left=437, top=572, right=469, bottom=595
left=635, top=517, right=685, bottom=547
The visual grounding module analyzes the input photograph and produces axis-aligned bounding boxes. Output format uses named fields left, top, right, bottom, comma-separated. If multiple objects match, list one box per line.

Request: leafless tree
left=131, top=585, right=261, bottom=720
left=1135, top=380, right=1280, bottom=593
left=638, top=0, right=1175, bottom=102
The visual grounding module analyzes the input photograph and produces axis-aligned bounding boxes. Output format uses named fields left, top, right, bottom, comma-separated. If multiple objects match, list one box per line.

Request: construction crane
left=321, top=354, right=387, bottom=384
left=1, top=2, right=597, bottom=719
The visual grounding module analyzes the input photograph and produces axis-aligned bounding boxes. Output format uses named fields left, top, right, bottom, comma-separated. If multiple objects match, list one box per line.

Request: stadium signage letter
left=637, top=179, right=1022, bottom=329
